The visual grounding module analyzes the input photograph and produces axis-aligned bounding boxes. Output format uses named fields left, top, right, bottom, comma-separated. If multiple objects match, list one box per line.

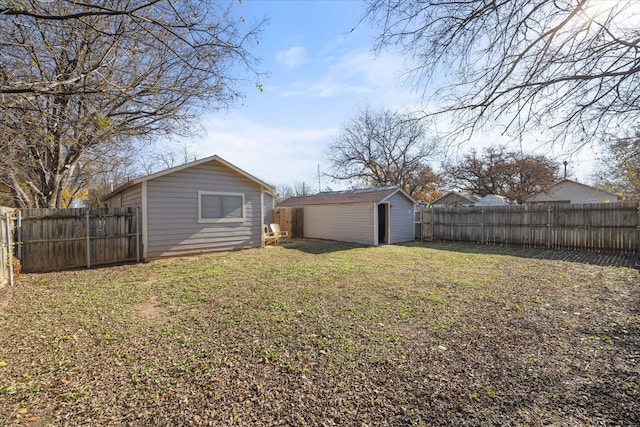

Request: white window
left=198, top=192, right=245, bottom=223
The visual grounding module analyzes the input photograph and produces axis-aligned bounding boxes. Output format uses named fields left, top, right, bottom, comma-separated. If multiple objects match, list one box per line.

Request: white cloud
left=195, top=113, right=338, bottom=189
left=278, top=47, right=415, bottom=107
left=275, top=46, right=308, bottom=69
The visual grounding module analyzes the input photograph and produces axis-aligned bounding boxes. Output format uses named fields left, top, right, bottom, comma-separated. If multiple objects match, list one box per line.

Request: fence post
left=136, top=207, right=141, bottom=263
left=547, top=204, right=552, bottom=248
left=481, top=207, right=486, bottom=245
left=5, top=213, right=13, bottom=286
left=637, top=205, right=640, bottom=257
left=16, top=210, right=22, bottom=262
left=86, top=210, right=91, bottom=269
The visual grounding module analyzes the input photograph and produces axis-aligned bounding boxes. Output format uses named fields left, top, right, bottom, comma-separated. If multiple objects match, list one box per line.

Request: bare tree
left=443, top=146, right=560, bottom=203
left=0, top=1, right=265, bottom=98
left=141, top=141, right=199, bottom=174
left=66, top=140, right=201, bottom=208
left=275, top=182, right=314, bottom=201
left=363, top=0, right=640, bottom=147
left=0, top=0, right=263, bottom=208
left=326, top=105, right=441, bottom=199
left=593, top=130, right=640, bottom=200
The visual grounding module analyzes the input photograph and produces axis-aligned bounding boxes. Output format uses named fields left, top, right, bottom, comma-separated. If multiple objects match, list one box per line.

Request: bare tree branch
left=0, top=0, right=264, bottom=208
left=363, top=0, right=640, bottom=147
left=443, top=145, right=561, bottom=203
left=327, top=105, right=442, bottom=200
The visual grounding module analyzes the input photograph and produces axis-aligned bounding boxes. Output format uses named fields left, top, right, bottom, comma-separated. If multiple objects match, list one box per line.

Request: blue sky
left=188, top=0, right=598, bottom=191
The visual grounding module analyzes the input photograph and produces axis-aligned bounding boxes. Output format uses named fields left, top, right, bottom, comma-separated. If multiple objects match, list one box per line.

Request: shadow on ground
left=406, top=241, right=639, bottom=268
left=282, top=238, right=367, bottom=255
left=281, top=238, right=639, bottom=268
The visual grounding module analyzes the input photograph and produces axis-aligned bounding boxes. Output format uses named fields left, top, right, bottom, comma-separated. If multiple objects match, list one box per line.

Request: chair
left=263, top=224, right=279, bottom=245
left=270, top=223, right=290, bottom=243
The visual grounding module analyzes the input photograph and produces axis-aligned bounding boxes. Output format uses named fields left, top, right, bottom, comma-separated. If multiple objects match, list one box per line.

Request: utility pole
left=563, top=160, right=568, bottom=179
left=317, top=164, right=321, bottom=192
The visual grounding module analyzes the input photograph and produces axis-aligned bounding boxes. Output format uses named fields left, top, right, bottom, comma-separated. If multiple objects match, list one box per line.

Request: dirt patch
left=131, top=295, right=163, bottom=320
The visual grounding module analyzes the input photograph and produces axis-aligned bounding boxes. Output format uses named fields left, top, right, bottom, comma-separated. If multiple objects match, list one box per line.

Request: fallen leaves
left=0, top=241, right=638, bottom=425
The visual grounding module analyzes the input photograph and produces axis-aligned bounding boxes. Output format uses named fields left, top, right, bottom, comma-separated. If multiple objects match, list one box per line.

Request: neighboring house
left=525, top=179, right=619, bottom=204
left=474, top=194, right=517, bottom=206
left=102, top=155, right=275, bottom=259
left=432, top=192, right=481, bottom=207
left=277, top=186, right=416, bottom=246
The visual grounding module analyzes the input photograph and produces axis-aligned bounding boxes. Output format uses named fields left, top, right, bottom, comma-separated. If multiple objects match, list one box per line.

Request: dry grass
left=0, top=240, right=638, bottom=426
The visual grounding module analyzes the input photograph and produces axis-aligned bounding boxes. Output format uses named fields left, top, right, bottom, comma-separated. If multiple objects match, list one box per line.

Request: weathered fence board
left=1, top=207, right=15, bottom=286
left=272, top=207, right=303, bottom=238
left=418, top=202, right=639, bottom=254
left=18, top=207, right=140, bottom=273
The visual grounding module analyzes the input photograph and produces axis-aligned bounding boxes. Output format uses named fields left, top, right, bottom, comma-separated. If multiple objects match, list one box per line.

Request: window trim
left=198, top=191, right=245, bottom=223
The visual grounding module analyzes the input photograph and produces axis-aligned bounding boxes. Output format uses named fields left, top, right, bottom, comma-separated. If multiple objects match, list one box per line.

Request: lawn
left=0, top=240, right=638, bottom=426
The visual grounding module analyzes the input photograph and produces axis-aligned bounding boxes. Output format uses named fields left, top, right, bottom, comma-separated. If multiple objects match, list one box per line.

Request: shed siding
left=104, top=184, right=142, bottom=208
left=264, top=193, right=274, bottom=225
left=104, top=194, right=119, bottom=208
left=123, top=185, right=143, bottom=207
left=144, top=162, right=262, bottom=257
left=304, top=203, right=374, bottom=246
left=387, top=193, right=415, bottom=243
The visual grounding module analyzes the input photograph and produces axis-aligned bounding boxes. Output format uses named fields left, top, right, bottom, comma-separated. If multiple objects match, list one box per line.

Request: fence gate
left=272, top=207, right=303, bottom=238
left=416, top=208, right=433, bottom=241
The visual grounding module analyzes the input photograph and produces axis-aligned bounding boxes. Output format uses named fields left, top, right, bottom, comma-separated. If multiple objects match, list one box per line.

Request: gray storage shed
left=278, top=186, right=417, bottom=246
left=102, top=155, right=275, bottom=259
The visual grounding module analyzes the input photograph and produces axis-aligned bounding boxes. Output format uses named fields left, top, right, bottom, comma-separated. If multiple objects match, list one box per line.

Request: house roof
left=525, top=179, right=618, bottom=201
left=475, top=194, right=517, bottom=206
left=277, top=186, right=417, bottom=207
left=102, top=155, right=275, bottom=201
left=431, top=191, right=481, bottom=205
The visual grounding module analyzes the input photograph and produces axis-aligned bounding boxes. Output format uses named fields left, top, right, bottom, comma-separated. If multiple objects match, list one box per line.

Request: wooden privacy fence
left=416, top=202, right=640, bottom=254
left=272, top=207, right=303, bottom=238
left=17, top=207, right=141, bottom=273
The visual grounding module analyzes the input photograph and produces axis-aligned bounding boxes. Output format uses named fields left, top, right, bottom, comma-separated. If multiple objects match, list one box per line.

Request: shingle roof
left=278, top=186, right=414, bottom=207
left=431, top=191, right=481, bottom=205
left=101, top=154, right=275, bottom=201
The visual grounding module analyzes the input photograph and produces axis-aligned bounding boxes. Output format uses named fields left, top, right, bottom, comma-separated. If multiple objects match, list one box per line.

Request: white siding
left=144, top=161, right=262, bottom=257
left=304, top=203, right=375, bottom=246
left=386, top=192, right=415, bottom=244
left=528, top=181, right=618, bottom=204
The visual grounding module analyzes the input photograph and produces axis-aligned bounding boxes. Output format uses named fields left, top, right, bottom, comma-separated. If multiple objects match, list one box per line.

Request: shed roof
left=102, top=154, right=275, bottom=201
left=278, top=186, right=416, bottom=207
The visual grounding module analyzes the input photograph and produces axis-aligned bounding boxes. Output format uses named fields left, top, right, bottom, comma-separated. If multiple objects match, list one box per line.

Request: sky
left=186, top=0, right=599, bottom=192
